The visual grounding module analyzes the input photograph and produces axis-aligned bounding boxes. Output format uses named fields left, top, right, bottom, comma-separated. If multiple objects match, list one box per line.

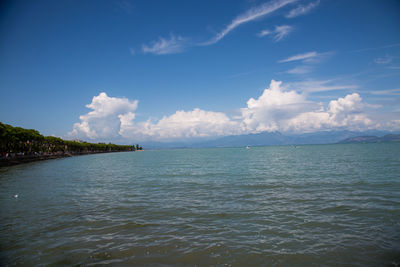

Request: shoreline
left=0, top=151, right=132, bottom=168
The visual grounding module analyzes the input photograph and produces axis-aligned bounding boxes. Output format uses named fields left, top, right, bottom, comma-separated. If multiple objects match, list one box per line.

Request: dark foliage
left=0, top=122, right=141, bottom=156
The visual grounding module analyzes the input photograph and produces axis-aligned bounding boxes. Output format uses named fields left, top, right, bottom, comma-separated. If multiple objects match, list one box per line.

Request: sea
left=0, top=143, right=399, bottom=266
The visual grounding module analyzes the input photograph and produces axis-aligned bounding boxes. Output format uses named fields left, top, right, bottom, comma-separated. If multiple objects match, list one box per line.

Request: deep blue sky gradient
left=1, top=0, right=399, bottom=137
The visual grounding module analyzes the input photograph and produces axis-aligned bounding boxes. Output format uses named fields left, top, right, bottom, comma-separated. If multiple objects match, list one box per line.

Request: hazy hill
left=339, top=134, right=400, bottom=144
left=142, top=130, right=395, bottom=149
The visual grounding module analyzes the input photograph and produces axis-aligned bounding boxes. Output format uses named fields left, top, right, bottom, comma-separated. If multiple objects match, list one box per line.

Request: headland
left=0, top=122, right=142, bottom=167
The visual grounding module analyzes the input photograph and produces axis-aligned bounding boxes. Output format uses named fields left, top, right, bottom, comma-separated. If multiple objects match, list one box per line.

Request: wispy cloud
left=129, top=48, right=135, bottom=55
left=202, top=0, right=297, bottom=45
left=287, top=80, right=358, bottom=93
left=228, top=70, right=257, bottom=79
left=273, top=25, right=293, bottom=41
left=116, top=1, right=134, bottom=14
left=351, top=43, right=400, bottom=53
left=281, top=51, right=334, bottom=64
left=142, top=34, right=187, bottom=55
left=140, top=0, right=312, bottom=55
left=280, top=51, right=333, bottom=74
left=370, top=89, right=400, bottom=96
left=257, top=29, right=271, bottom=37
left=286, top=65, right=312, bottom=74
left=279, top=51, right=318, bottom=63
left=286, top=0, right=320, bottom=18
left=258, top=25, right=294, bottom=41
left=374, top=54, right=393, bottom=65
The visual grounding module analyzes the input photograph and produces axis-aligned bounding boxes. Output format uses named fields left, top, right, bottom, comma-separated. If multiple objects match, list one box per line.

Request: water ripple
left=1, top=144, right=400, bottom=266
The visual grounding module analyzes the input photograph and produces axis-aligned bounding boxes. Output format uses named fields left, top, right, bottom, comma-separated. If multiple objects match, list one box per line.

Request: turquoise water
left=1, top=143, right=400, bottom=266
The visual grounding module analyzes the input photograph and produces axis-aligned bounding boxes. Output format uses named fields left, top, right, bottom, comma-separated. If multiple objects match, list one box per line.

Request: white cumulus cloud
left=284, top=93, right=372, bottom=132
left=240, top=80, right=316, bottom=132
left=239, top=80, right=372, bottom=134
left=69, top=80, right=376, bottom=142
left=69, top=92, right=138, bottom=140
left=132, top=108, right=240, bottom=140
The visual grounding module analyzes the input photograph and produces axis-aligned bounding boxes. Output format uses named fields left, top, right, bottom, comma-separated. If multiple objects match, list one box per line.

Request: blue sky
left=1, top=0, right=399, bottom=142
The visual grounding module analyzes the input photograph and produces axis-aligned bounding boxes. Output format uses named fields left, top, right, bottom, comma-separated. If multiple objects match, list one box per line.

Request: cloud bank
left=69, top=80, right=383, bottom=142
left=239, top=80, right=371, bottom=133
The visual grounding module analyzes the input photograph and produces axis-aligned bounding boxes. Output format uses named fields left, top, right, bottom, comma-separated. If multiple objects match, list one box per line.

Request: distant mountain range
left=141, top=130, right=399, bottom=149
left=338, top=134, right=400, bottom=144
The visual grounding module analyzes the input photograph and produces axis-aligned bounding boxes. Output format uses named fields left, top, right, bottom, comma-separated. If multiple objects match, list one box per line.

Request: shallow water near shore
left=1, top=143, right=400, bottom=266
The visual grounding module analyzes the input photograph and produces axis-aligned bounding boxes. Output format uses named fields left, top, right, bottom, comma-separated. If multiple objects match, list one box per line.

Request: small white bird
left=13, top=194, right=18, bottom=198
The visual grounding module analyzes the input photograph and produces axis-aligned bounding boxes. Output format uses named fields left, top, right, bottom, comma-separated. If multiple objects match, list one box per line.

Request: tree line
left=0, top=122, right=142, bottom=157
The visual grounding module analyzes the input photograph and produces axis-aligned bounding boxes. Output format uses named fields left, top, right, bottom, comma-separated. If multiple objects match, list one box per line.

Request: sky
left=1, top=0, right=400, bottom=143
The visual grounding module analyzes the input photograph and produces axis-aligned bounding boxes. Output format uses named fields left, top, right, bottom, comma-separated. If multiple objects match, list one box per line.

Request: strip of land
left=0, top=122, right=142, bottom=167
